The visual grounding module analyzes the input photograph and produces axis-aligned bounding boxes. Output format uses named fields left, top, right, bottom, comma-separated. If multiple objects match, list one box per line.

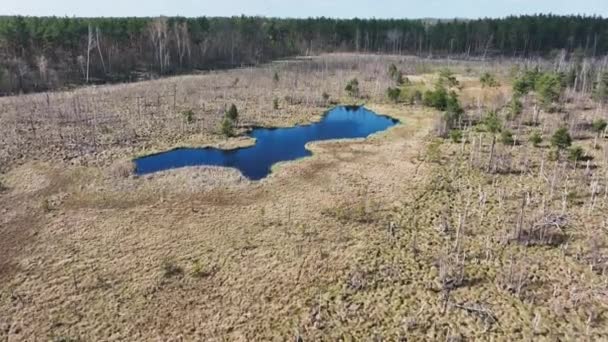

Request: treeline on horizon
left=1, top=14, right=607, bottom=94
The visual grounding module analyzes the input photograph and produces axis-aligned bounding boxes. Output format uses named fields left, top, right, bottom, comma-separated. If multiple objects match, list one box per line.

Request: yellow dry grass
left=0, top=103, right=442, bottom=340
left=2, top=55, right=607, bottom=341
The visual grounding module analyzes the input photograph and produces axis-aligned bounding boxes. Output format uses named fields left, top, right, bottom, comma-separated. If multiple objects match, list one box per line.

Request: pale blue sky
left=2, top=0, right=607, bottom=18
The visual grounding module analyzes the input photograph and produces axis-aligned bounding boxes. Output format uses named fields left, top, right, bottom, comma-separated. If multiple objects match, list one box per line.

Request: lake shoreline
left=133, top=106, right=399, bottom=179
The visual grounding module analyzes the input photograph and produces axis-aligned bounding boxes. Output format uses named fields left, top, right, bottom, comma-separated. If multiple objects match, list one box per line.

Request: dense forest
left=1, top=14, right=607, bottom=94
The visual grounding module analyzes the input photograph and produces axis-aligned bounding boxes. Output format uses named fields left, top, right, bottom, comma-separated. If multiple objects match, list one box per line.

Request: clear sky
left=2, top=0, right=607, bottom=18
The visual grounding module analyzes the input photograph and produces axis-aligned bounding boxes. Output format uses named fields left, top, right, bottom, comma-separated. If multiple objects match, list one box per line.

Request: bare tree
left=386, top=29, right=402, bottom=55
left=13, top=57, right=30, bottom=92
left=86, top=24, right=97, bottom=83
left=77, top=55, right=86, bottom=80
left=96, top=27, right=107, bottom=75
left=36, top=55, right=48, bottom=85
left=173, top=21, right=191, bottom=69
left=149, top=17, right=169, bottom=74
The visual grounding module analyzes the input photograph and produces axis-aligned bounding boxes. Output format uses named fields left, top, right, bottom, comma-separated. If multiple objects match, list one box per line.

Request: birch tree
left=86, top=24, right=96, bottom=83
left=149, top=17, right=169, bottom=74
left=173, top=21, right=191, bottom=68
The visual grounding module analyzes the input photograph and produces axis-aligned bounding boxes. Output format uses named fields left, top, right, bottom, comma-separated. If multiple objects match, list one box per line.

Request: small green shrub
left=41, top=198, right=52, bottom=212
left=411, top=89, right=423, bottom=104
left=480, top=72, right=500, bottom=88
left=507, top=98, right=523, bottom=120
left=500, top=130, right=515, bottom=145
left=273, top=98, right=279, bottom=110
left=395, top=71, right=403, bottom=85
left=483, top=111, right=502, bottom=134
left=535, top=73, right=564, bottom=108
left=400, top=86, right=423, bottom=105
left=181, top=109, right=194, bottom=123
left=438, top=68, right=459, bottom=88
left=191, top=259, right=215, bottom=278
left=592, top=119, right=607, bottom=135
left=529, top=130, right=543, bottom=147
left=387, top=87, right=401, bottom=103
left=273, top=71, right=279, bottom=83
left=162, top=259, right=184, bottom=278
left=322, top=92, right=330, bottom=102
left=567, top=190, right=581, bottom=206
left=226, top=104, right=238, bottom=122
left=513, top=68, right=540, bottom=96
left=423, top=86, right=448, bottom=110
left=445, top=91, right=463, bottom=116
left=191, top=260, right=205, bottom=278
left=449, top=129, right=463, bottom=143
left=551, top=127, right=572, bottom=150
left=388, top=64, right=409, bottom=85
left=422, top=86, right=464, bottom=133
left=593, top=71, right=608, bottom=103
left=345, top=78, right=360, bottom=97
left=394, top=71, right=409, bottom=86
left=513, top=78, right=529, bottom=97
left=221, top=117, right=235, bottom=137
left=388, top=63, right=398, bottom=79
left=441, top=92, right=464, bottom=131
left=548, top=148, right=560, bottom=161
left=592, top=118, right=607, bottom=148
left=564, top=68, right=577, bottom=88
left=568, top=146, right=585, bottom=162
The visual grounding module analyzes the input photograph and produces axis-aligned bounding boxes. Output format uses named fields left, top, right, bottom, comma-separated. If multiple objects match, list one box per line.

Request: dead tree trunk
left=487, top=135, right=496, bottom=172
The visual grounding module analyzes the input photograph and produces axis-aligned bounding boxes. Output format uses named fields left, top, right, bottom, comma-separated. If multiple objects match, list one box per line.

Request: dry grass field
left=1, top=54, right=608, bottom=340
left=0, top=54, right=512, bottom=171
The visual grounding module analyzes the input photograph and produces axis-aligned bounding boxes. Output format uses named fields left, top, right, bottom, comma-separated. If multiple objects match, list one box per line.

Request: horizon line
left=0, top=13, right=605, bottom=20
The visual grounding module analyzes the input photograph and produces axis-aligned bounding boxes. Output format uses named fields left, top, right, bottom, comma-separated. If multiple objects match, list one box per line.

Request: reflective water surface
left=135, top=106, right=398, bottom=180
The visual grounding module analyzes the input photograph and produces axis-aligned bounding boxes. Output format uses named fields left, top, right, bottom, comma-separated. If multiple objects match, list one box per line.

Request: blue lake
left=135, top=106, right=398, bottom=180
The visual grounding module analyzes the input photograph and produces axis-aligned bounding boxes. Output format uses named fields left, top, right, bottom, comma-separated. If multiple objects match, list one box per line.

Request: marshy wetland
left=1, top=53, right=608, bottom=341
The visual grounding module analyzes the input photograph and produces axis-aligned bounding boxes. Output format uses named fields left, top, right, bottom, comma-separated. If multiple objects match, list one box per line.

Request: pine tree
left=551, top=127, right=572, bottom=153
left=535, top=73, right=563, bottom=109
left=529, top=130, right=543, bottom=147
left=226, top=104, right=238, bottom=122
left=484, top=111, right=502, bottom=172
left=593, top=72, right=608, bottom=104
left=592, top=118, right=607, bottom=149
left=221, top=117, right=235, bottom=137
left=345, top=78, right=360, bottom=97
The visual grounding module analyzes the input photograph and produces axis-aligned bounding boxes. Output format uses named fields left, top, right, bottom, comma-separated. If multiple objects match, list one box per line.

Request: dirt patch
left=0, top=215, right=42, bottom=283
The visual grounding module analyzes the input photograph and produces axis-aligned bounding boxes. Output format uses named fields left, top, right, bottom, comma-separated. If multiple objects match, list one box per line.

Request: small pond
left=135, top=106, right=398, bottom=180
